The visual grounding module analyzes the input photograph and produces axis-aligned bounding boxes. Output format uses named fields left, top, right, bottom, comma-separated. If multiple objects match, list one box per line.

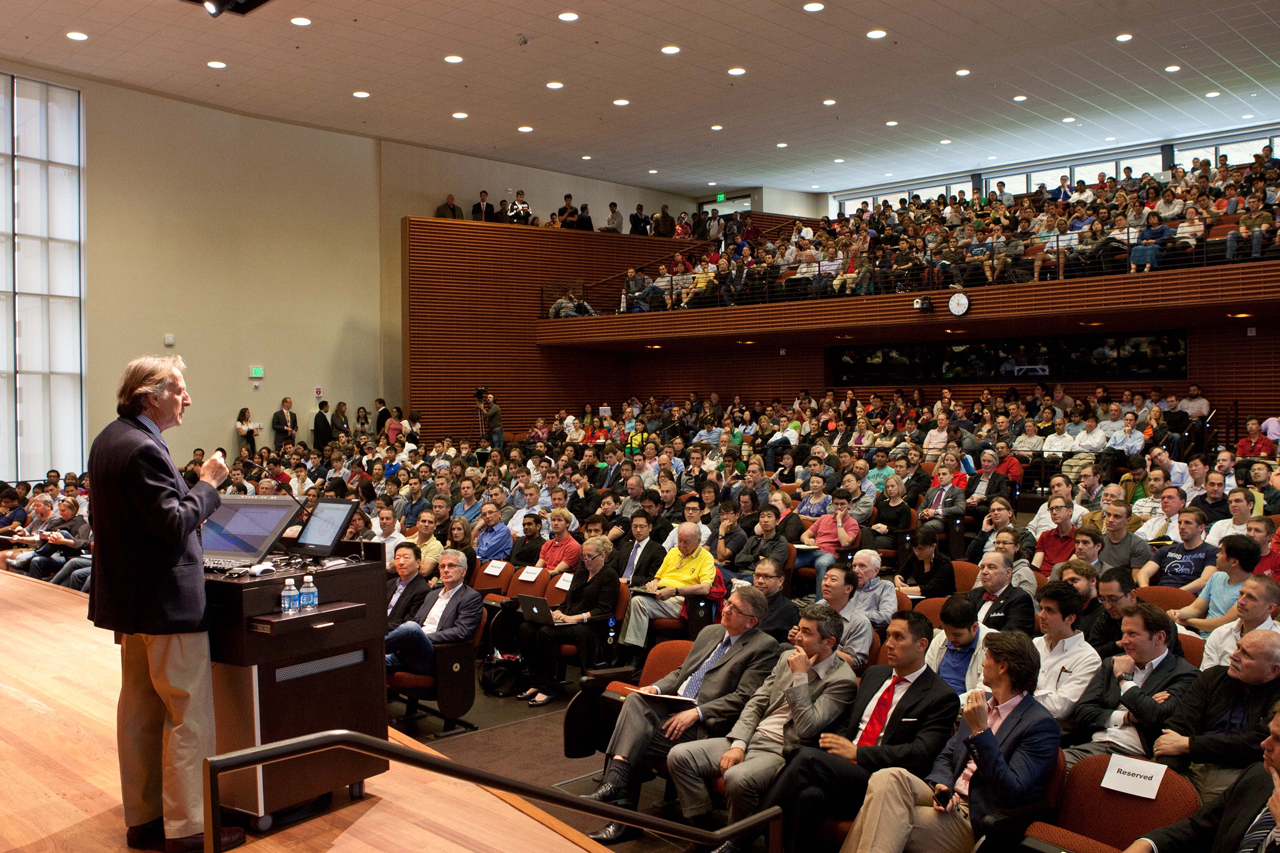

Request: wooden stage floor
left=0, top=572, right=604, bottom=853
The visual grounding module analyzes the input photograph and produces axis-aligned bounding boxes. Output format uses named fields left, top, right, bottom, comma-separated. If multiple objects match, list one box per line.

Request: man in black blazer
left=581, top=587, right=780, bottom=845
left=386, top=542, right=431, bottom=632
left=1065, top=602, right=1199, bottom=767
left=720, top=611, right=960, bottom=853
left=967, top=550, right=1036, bottom=634
left=606, top=511, right=665, bottom=585
left=963, top=450, right=1011, bottom=526
left=384, top=549, right=483, bottom=676
left=272, top=396, right=297, bottom=450
left=471, top=190, right=494, bottom=222
left=374, top=398, right=391, bottom=436
left=1126, top=713, right=1279, bottom=853
left=87, top=355, right=244, bottom=853
left=312, top=400, right=333, bottom=450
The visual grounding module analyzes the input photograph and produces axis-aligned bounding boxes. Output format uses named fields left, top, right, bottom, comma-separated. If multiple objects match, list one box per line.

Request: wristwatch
left=1117, top=672, right=1134, bottom=683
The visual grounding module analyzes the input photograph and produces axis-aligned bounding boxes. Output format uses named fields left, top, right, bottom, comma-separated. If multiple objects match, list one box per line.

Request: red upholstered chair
left=1135, top=586, right=1196, bottom=611
left=502, top=565, right=551, bottom=601
left=913, top=597, right=946, bottom=629
left=557, top=580, right=630, bottom=682
left=1180, top=633, right=1205, bottom=669
left=952, top=561, right=980, bottom=592
left=1023, top=755, right=1199, bottom=853
left=474, top=561, right=516, bottom=601
left=388, top=608, right=487, bottom=734
left=876, top=509, right=917, bottom=570
left=894, top=589, right=911, bottom=614
left=545, top=571, right=572, bottom=608
left=855, top=632, right=880, bottom=677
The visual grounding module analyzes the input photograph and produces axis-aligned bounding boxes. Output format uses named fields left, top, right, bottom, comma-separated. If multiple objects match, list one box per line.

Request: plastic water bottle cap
left=303, top=575, right=314, bottom=582
left=285, top=579, right=295, bottom=586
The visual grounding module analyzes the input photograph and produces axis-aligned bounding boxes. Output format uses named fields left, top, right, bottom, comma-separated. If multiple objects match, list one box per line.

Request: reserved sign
left=1099, top=754, right=1167, bottom=799
left=483, top=561, right=507, bottom=576
left=518, top=566, right=542, bottom=582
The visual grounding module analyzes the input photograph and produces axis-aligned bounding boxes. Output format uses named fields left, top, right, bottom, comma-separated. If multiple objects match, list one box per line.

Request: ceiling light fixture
left=1062, top=117, right=1076, bottom=122
left=885, top=172, right=893, bottom=176
left=834, top=158, right=845, bottom=163
left=207, top=61, right=226, bottom=68
left=708, top=182, right=717, bottom=185
left=648, top=169, right=657, bottom=173
left=202, top=0, right=232, bottom=16
left=1079, top=321, right=1103, bottom=326
left=803, top=2, right=824, bottom=10
left=1165, top=64, right=1180, bottom=72
left=955, top=69, right=970, bottom=76
left=558, top=11, right=578, bottom=21
left=988, top=155, right=997, bottom=160
left=290, top=16, right=311, bottom=26
left=613, top=99, right=629, bottom=105
left=1243, top=114, right=1255, bottom=119
left=661, top=45, right=680, bottom=54
left=1228, top=313, right=1253, bottom=318
left=823, top=99, right=836, bottom=105
left=710, top=125, right=723, bottom=130
left=738, top=340, right=755, bottom=344
left=940, top=139, right=952, bottom=144
left=66, top=31, right=88, bottom=40
left=811, top=184, right=820, bottom=188
left=444, top=55, right=463, bottom=63
left=452, top=112, right=468, bottom=118
left=646, top=345, right=662, bottom=349
left=1105, top=136, right=1116, bottom=141
left=353, top=91, right=370, bottom=98
left=776, top=143, right=788, bottom=148
left=582, top=155, right=591, bottom=160
left=866, top=30, right=886, bottom=38
left=1205, top=91, right=1220, bottom=98
left=518, top=126, right=533, bottom=132
left=546, top=81, right=563, bottom=89
left=1115, top=33, right=1132, bottom=42
left=885, top=120, right=898, bottom=126
left=1013, top=95, right=1027, bottom=101
left=727, top=67, right=745, bottom=75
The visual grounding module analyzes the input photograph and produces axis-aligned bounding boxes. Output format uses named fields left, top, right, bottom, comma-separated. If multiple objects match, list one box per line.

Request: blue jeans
left=794, top=551, right=839, bottom=597
left=385, top=621, right=436, bottom=676
left=1226, top=229, right=1265, bottom=259
left=490, top=428, right=504, bottom=451
left=719, top=565, right=754, bottom=585
left=26, top=552, right=66, bottom=580
left=51, top=555, right=92, bottom=589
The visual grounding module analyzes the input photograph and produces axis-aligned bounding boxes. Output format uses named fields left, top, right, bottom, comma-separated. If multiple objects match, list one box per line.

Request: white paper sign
left=1099, top=754, right=1167, bottom=799
left=555, top=572, right=574, bottom=591
left=483, top=561, right=507, bottom=577
left=518, top=566, right=542, bottom=582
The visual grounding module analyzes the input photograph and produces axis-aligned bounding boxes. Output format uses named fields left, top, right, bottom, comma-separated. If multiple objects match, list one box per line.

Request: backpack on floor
left=479, top=652, right=528, bottom=697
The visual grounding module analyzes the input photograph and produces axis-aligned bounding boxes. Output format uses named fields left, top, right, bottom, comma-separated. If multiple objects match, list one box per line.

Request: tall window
left=2, top=73, right=84, bottom=481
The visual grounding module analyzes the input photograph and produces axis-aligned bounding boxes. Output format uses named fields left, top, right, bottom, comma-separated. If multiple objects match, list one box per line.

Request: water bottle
left=299, top=575, right=319, bottom=613
left=281, top=579, right=300, bottom=616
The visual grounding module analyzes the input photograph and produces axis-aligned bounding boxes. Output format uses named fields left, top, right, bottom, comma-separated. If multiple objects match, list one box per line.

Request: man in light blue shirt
left=848, top=549, right=897, bottom=630
left=473, top=501, right=513, bottom=561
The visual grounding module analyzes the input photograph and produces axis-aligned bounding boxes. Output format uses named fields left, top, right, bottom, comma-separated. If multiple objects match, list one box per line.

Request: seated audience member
left=517, top=536, right=619, bottom=707
left=849, top=549, right=897, bottom=629
left=1153, top=629, right=1280, bottom=802
left=0, top=493, right=55, bottom=572
left=1060, top=559, right=1107, bottom=638
left=49, top=553, right=92, bottom=591
left=722, top=611, right=960, bottom=853
left=894, top=527, right=956, bottom=598
left=751, top=557, right=799, bottom=643
left=582, top=587, right=780, bottom=845
left=1066, top=602, right=1200, bottom=768
left=472, top=501, right=513, bottom=562
left=1135, top=484, right=1186, bottom=547
left=1098, top=500, right=1152, bottom=572
left=617, top=522, right=716, bottom=662
left=967, top=527, right=1040, bottom=600
left=1126, top=460, right=1166, bottom=517
left=1248, top=516, right=1280, bottom=580
left=1201, top=574, right=1280, bottom=668
left=1190, top=470, right=1231, bottom=524
left=383, top=549, right=484, bottom=676
left=371, top=507, right=406, bottom=566
left=1032, top=495, right=1078, bottom=574
left=536, top=508, right=583, bottom=576
left=1169, top=533, right=1260, bottom=637
left=665, top=605, right=856, bottom=833
left=23, top=496, right=89, bottom=580
left=813, top=562, right=875, bottom=667
left=1137, top=507, right=1220, bottom=591
left=510, top=513, right=546, bottom=567
left=842, top=631, right=1060, bottom=853
left=723, top=504, right=788, bottom=584
left=386, top=542, right=430, bottom=631
left=1032, top=581, right=1103, bottom=722
left=917, top=464, right=965, bottom=535
left=1122, top=705, right=1280, bottom=853
left=795, top=487, right=859, bottom=589
left=607, top=511, right=665, bottom=584
left=925, top=594, right=997, bottom=695
left=1078, top=482, right=1136, bottom=533
left=1206, top=486, right=1254, bottom=546
left=967, top=550, right=1036, bottom=634
left=963, top=450, right=1011, bottom=527
left=662, top=497, right=711, bottom=550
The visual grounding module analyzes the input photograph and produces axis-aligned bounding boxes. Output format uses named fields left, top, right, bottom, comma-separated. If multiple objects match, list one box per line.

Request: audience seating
left=855, top=633, right=881, bottom=677
left=894, top=589, right=911, bottom=614
left=388, top=609, right=488, bottom=733
left=556, top=580, right=630, bottom=681
left=1134, top=586, right=1196, bottom=611
left=953, top=561, right=980, bottom=591
left=913, top=596, right=946, bottom=629
left=1180, top=633, right=1205, bottom=669
left=1021, top=755, right=1199, bottom=853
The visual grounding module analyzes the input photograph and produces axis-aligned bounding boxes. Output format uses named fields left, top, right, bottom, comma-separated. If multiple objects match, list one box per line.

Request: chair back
left=505, top=566, right=551, bottom=600
left=856, top=632, right=881, bottom=677
left=1134, top=586, right=1196, bottom=611
left=895, top=589, right=912, bottom=613
left=952, top=560, right=980, bottom=591
left=545, top=572, right=572, bottom=607
left=1180, top=633, right=1205, bottom=669
left=784, top=542, right=797, bottom=576
left=640, top=639, right=694, bottom=687
left=913, top=597, right=946, bottom=629
left=1052, top=756, right=1200, bottom=850
left=474, top=561, right=516, bottom=597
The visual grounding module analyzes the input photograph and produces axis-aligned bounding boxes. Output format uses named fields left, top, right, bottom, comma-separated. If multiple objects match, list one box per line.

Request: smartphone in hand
left=933, top=788, right=953, bottom=809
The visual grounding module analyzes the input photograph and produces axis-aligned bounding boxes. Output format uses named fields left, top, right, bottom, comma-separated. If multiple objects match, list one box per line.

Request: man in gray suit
left=666, top=604, right=857, bottom=830
left=583, top=586, right=780, bottom=845
left=383, top=549, right=483, bottom=676
left=918, top=463, right=966, bottom=535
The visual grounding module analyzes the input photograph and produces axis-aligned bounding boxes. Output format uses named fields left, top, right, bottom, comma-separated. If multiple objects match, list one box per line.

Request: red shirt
left=1237, top=435, right=1274, bottom=457
left=1035, top=527, right=1077, bottom=572
left=1255, top=549, right=1280, bottom=581
left=995, top=455, right=1023, bottom=485
left=539, top=534, right=582, bottom=573
left=810, top=513, right=859, bottom=554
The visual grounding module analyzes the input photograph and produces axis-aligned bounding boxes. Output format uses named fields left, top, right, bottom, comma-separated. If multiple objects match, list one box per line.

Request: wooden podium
left=204, top=550, right=389, bottom=830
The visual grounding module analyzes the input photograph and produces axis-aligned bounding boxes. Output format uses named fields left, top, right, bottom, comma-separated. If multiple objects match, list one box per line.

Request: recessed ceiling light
left=353, top=91, right=370, bottom=98
left=940, top=139, right=952, bottom=144
left=988, top=155, right=997, bottom=160
left=708, top=182, right=717, bottom=186
left=1013, top=95, right=1027, bottom=102
left=1106, top=136, right=1116, bottom=141
left=1115, top=33, right=1132, bottom=42
left=452, top=112, right=468, bottom=118
left=823, top=99, right=836, bottom=106
left=649, top=169, right=658, bottom=174
left=207, top=61, right=226, bottom=68
left=546, top=81, right=563, bottom=89
left=444, top=55, right=463, bottom=63
left=710, top=125, right=723, bottom=131
left=885, top=172, right=893, bottom=177
left=866, top=30, right=886, bottom=38
left=1062, top=117, right=1076, bottom=123
left=727, top=67, right=746, bottom=75
left=1243, top=114, right=1255, bottom=119
left=1228, top=313, right=1253, bottom=318
left=518, top=126, right=533, bottom=132
left=661, top=45, right=680, bottom=54
left=738, top=340, right=755, bottom=344
left=955, top=69, right=970, bottom=76
left=613, top=99, right=629, bottom=105
left=1165, top=65, right=1180, bottom=72
left=1079, top=322, right=1104, bottom=327
left=646, top=344, right=662, bottom=349
left=834, top=158, right=845, bottom=163
left=558, top=11, right=578, bottom=21
left=66, top=32, right=88, bottom=41
left=811, top=184, right=820, bottom=188
left=803, top=2, right=824, bottom=10
left=290, top=16, right=311, bottom=26
left=1205, top=91, right=1220, bottom=98
left=885, top=120, right=898, bottom=126
left=776, top=143, right=788, bottom=148
left=582, top=155, right=591, bottom=160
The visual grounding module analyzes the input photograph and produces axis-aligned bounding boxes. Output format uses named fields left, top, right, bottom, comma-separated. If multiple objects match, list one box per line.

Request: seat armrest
left=586, top=665, right=635, bottom=682
left=474, top=586, right=503, bottom=597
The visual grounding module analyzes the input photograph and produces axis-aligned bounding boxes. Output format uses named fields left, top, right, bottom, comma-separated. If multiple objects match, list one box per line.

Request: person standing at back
left=272, top=395, right=297, bottom=450
left=88, top=355, right=244, bottom=853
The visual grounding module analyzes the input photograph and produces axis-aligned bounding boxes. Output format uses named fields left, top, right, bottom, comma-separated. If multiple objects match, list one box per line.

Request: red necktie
left=982, top=592, right=998, bottom=601
left=856, top=676, right=905, bottom=747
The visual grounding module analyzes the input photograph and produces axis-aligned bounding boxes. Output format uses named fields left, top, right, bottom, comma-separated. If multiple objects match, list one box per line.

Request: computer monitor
left=290, top=498, right=358, bottom=558
left=202, top=496, right=301, bottom=565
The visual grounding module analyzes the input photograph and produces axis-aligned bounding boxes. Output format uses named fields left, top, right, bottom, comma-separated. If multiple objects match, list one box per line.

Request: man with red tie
left=710, top=611, right=960, bottom=853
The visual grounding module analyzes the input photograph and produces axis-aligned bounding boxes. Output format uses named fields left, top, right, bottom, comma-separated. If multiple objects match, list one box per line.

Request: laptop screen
left=293, top=498, right=357, bottom=557
left=202, top=497, right=299, bottom=561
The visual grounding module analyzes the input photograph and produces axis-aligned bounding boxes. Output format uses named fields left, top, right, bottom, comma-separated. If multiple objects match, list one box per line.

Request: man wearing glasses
left=752, top=557, right=800, bottom=643
left=384, top=549, right=483, bottom=677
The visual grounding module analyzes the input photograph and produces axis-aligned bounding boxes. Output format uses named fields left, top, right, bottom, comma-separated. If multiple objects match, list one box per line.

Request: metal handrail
left=202, top=729, right=782, bottom=853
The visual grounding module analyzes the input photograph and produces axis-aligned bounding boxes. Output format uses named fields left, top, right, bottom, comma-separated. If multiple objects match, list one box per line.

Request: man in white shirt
left=1135, top=483, right=1186, bottom=546
left=383, top=549, right=483, bottom=677
left=1181, top=454, right=1210, bottom=505
left=1130, top=467, right=1168, bottom=518
left=922, top=413, right=949, bottom=461
left=1025, top=474, right=1087, bottom=538
left=1200, top=575, right=1280, bottom=669
left=1149, top=447, right=1190, bottom=490
left=1032, top=581, right=1102, bottom=721
left=1206, top=487, right=1254, bottom=546
left=371, top=507, right=406, bottom=567
left=288, top=462, right=313, bottom=497
left=1042, top=418, right=1076, bottom=459
left=1098, top=403, right=1125, bottom=437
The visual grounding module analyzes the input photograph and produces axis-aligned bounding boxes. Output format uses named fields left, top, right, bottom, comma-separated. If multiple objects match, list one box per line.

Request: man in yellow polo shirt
left=619, top=521, right=716, bottom=655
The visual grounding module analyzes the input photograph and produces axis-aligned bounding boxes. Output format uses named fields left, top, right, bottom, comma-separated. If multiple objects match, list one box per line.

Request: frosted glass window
left=48, top=242, right=79, bottom=297
left=15, top=238, right=46, bottom=294
left=1218, top=138, right=1269, bottom=168
left=48, top=298, right=80, bottom=374
left=1074, top=161, right=1117, bottom=183
left=16, top=373, right=48, bottom=478
left=47, top=87, right=79, bottom=166
left=0, top=373, right=13, bottom=479
left=49, top=374, right=82, bottom=473
left=1030, top=170, right=1066, bottom=192
left=16, top=295, right=49, bottom=372
left=0, top=294, right=12, bottom=373
left=1119, top=154, right=1162, bottom=179
left=13, top=80, right=46, bottom=160
left=914, top=185, right=948, bottom=202
left=0, top=74, right=11, bottom=156
left=48, top=165, right=79, bottom=240
left=14, top=159, right=46, bottom=236
left=990, top=174, right=1027, bottom=195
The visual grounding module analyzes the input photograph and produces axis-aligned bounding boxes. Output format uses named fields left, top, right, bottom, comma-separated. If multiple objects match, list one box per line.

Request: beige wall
left=760, top=187, right=830, bottom=219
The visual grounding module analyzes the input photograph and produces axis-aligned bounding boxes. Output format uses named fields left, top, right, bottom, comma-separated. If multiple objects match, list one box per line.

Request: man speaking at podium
left=88, top=355, right=245, bottom=853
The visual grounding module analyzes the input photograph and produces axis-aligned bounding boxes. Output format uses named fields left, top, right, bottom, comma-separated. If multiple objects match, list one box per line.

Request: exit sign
left=248, top=366, right=264, bottom=379
left=716, top=193, right=726, bottom=202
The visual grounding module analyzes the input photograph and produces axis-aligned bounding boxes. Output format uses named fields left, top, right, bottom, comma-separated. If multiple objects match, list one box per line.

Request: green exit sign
left=248, top=366, right=264, bottom=379
left=716, top=193, right=726, bottom=202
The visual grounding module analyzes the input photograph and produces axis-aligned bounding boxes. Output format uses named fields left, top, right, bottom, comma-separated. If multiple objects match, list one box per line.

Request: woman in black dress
left=893, top=527, right=955, bottom=598
left=868, top=474, right=912, bottom=550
